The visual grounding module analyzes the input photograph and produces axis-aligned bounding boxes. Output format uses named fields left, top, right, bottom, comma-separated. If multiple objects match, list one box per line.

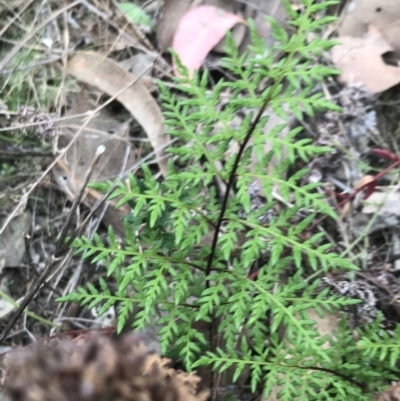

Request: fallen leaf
left=156, top=0, right=240, bottom=52
left=353, top=174, right=376, bottom=198
left=172, top=5, right=246, bottom=77
left=379, top=382, right=400, bottom=401
left=362, top=190, right=400, bottom=216
left=332, top=25, right=400, bottom=93
left=0, top=211, right=31, bottom=270
left=118, top=52, right=156, bottom=91
left=55, top=95, right=135, bottom=235
left=56, top=97, right=136, bottom=186
left=339, top=0, right=400, bottom=58
left=340, top=175, right=377, bottom=220
left=351, top=212, right=399, bottom=236
left=156, top=0, right=194, bottom=52
left=67, top=51, right=170, bottom=176
left=212, top=22, right=246, bottom=53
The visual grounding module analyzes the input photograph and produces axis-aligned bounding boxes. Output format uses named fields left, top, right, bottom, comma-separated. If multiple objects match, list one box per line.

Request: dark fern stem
left=203, top=83, right=275, bottom=395
left=205, top=88, right=274, bottom=284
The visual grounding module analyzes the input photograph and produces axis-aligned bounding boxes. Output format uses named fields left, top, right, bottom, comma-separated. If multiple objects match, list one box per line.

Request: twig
left=60, top=183, right=118, bottom=255
left=0, top=146, right=105, bottom=343
left=23, top=234, right=62, bottom=296
left=0, top=150, right=52, bottom=157
left=307, top=148, right=400, bottom=234
left=0, top=65, right=146, bottom=237
left=0, top=253, right=63, bottom=343
left=55, top=145, right=105, bottom=256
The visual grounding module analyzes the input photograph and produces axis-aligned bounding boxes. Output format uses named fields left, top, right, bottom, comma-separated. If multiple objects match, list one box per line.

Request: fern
left=357, top=317, right=400, bottom=368
left=58, top=1, right=396, bottom=400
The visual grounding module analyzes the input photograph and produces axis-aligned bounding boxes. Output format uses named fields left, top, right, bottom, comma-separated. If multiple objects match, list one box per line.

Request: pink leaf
left=172, top=5, right=246, bottom=78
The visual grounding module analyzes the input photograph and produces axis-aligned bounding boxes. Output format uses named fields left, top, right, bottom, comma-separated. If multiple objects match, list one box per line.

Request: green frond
left=56, top=3, right=392, bottom=400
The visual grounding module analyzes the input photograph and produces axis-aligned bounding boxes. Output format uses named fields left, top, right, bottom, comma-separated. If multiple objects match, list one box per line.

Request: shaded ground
left=1, top=0, right=400, bottom=399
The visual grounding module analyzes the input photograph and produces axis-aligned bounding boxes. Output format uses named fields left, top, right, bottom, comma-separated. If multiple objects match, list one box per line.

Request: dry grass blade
left=0, top=145, right=106, bottom=343
left=0, top=0, right=83, bottom=70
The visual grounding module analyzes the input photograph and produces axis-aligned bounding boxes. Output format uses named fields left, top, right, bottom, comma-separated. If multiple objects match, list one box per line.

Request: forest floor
left=1, top=0, right=400, bottom=398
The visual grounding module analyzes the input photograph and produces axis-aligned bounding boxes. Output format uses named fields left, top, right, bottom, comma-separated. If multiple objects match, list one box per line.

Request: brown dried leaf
left=54, top=96, right=134, bottom=235
left=339, top=0, right=400, bottom=58
left=332, top=25, right=400, bottom=93
left=67, top=51, right=170, bottom=176
left=379, top=382, right=400, bottom=401
left=354, top=175, right=376, bottom=190
left=340, top=175, right=376, bottom=219
left=57, top=98, right=136, bottom=185
left=362, top=190, right=400, bottom=216
left=307, top=309, right=341, bottom=350
left=0, top=211, right=31, bottom=270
